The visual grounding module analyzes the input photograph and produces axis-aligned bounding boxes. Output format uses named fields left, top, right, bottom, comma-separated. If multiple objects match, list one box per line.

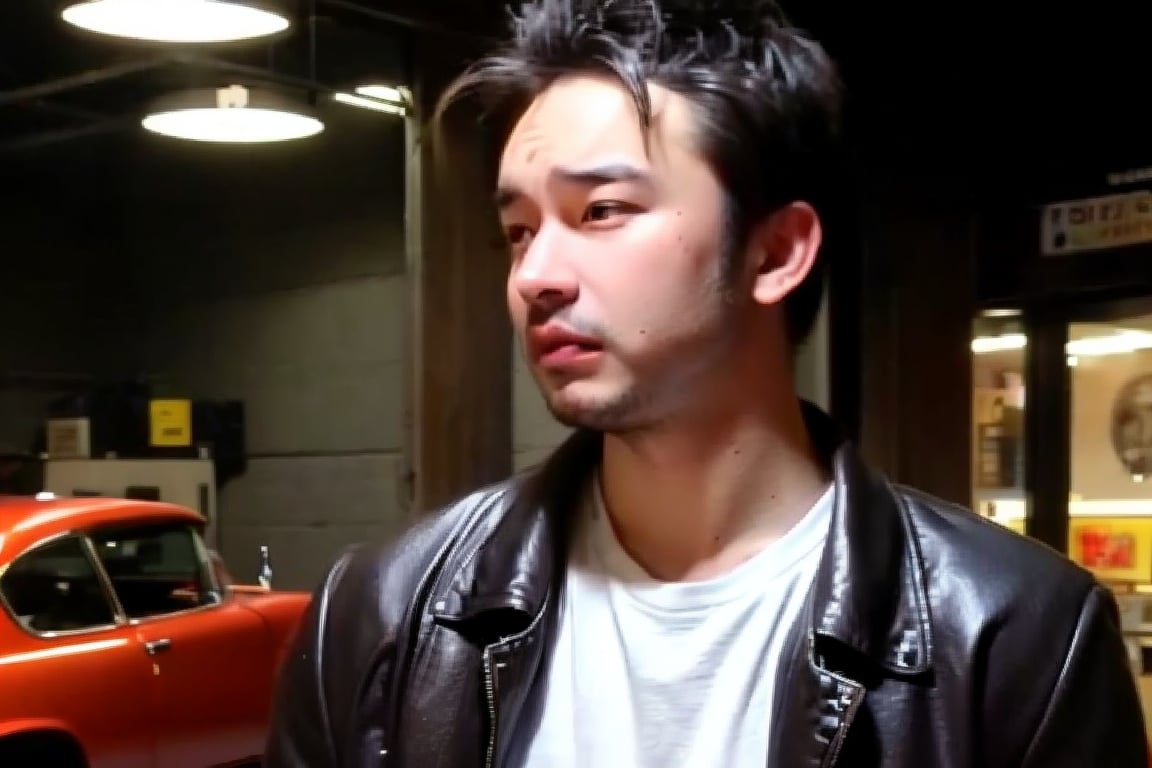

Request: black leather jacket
left=266, top=410, right=1148, bottom=767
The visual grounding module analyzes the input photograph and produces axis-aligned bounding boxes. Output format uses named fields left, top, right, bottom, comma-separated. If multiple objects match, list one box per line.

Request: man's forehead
left=499, top=75, right=688, bottom=178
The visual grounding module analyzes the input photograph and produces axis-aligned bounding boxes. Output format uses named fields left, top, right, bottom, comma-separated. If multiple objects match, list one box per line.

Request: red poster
left=1079, top=528, right=1136, bottom=569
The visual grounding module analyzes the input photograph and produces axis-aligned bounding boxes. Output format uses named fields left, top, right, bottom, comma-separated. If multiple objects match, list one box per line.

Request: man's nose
left=512, top=223, right=578, bottom=312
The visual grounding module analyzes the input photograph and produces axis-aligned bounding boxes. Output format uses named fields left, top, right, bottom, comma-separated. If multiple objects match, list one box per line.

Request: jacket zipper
left=481, top=598, right=550, bottom=768
left=483, top=646, right=499, bottom=768
left=380, top=502, right=493, bottom=768
left=820, top=674, right=866, bottom=768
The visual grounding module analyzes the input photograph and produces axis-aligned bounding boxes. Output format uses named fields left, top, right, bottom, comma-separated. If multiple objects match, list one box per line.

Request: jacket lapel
left=765, top=621, right=868, bottom=768
left=428, top=429, right=600, bottom=767
left=805, top=405, right=933, bottom=675
left=765, top=405, right=934, bottom=767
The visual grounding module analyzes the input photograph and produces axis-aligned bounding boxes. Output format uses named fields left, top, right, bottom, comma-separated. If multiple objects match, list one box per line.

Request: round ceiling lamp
left=142, top=85, right=325, bottom=143
left=61, top=0, right=290, bottom=44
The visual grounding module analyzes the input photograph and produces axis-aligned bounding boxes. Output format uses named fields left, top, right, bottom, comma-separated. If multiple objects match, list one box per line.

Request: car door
left=0, top=534, right=154, bottom=768
left=89, top=522, right=272, bottom=768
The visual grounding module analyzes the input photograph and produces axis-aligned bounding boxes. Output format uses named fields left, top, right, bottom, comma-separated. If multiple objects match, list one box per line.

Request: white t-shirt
left=512, top=479, right=833, bottom=768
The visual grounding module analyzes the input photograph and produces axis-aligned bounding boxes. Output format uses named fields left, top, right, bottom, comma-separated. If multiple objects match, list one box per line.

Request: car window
left=90, top=523, right=222, bottom=620
left=0, top=536, right=117, bottom=635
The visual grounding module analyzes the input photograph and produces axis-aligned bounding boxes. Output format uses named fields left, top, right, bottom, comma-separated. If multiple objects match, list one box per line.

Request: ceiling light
left=1066, top=330, right=1152, bottom=357
left=62, top=0, right=290, bottom=44
left=971, top=333, right=1027, bottom=354
left=972, top=329, right=1152, bottom=357
left=355, top=85, right=406, bottom=104
left=332, top=92, right=406, bottom=116
left=142, top=85, right=324, bottom=143
left=980, top=308, right=1022, bottom=319
left=332, top=85, right=409, bottom=117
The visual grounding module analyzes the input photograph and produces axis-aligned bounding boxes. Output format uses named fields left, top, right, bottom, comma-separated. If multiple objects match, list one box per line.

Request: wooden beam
left=404, top=36, right=512, bottom=513
left=856, top=173, right=976, bottom=506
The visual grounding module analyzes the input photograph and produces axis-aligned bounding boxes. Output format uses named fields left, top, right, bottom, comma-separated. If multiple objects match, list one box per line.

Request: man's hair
left=435, top=0, right=844, bottom=344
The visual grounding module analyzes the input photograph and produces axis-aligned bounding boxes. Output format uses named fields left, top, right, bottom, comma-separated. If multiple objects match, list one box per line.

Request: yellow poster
left=150, top=399, right=192, bottom=447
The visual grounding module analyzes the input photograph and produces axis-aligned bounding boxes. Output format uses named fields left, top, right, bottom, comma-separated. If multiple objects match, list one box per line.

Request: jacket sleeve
left=263, top=550, right=358, bottom=767
left=1021, top=584, right=1149, bottom=767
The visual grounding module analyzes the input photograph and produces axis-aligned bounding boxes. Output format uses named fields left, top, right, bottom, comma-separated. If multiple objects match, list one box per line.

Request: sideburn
left=718, top=193, right=749, bottom=306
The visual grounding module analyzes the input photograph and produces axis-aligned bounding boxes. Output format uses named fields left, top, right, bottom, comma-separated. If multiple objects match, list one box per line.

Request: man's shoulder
left=895, top=485, right=1099, bottom=605
left=323, top=475, right=526, bottom=613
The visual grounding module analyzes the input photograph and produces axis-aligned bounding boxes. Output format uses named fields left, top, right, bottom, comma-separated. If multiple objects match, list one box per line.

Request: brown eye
left=582, top=201, right=626, bottom=223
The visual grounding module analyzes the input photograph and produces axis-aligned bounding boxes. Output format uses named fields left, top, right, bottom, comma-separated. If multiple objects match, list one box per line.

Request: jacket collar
left=439, top=403, right=933, bottom=675
left=432, top=428, right=598, bottom=627
left=804, top=403, right=934, bottom=675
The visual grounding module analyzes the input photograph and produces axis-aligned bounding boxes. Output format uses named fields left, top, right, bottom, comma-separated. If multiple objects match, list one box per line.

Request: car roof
left=0, top=495, right=205, bottom=567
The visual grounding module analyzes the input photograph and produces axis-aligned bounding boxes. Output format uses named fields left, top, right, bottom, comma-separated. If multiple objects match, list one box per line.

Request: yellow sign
left=1042, top=190, right=1152, bottom=256
left=1068, top=517, right=1152, bottom=583
left=149, top=399, right=192, bottom=448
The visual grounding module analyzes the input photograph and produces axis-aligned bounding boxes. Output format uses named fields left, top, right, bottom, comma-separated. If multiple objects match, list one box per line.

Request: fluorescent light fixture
left=355, top=85, right=406, bottom=104
left=986, top=498, right=1152, bottom=521
left=980, top=308, right=1022, bottom=319
left=971, top=333, right=1027, bottom=353
left=1066, top=330, right=1152, bottom=357
left=62, top=0, right=290, bottom=43
left=142, top=85, right=324, bottom=143
left=972, top=329, right=1152, bottom=357
left=332, top=92, right=407, bottom=116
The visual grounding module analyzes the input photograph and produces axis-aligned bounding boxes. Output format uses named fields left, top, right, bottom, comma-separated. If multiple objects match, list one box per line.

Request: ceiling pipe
left=0, top=56, right=173, bottom=108
left=0, top=54, right=334, bottom=115
left=168, top=53, right=338, bottom=97
left=19, top=99, right=109, bottom=123
left=0, top=118, right=134, bottom=153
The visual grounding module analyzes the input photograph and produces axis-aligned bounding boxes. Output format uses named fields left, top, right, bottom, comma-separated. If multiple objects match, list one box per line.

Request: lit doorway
left=971, top=297, right=1152, bottom=736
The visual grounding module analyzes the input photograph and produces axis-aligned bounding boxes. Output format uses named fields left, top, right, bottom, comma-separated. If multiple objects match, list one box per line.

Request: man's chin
left=540, top=387, right=590, bottom=427
left=542, top=384, right=643, bottom=433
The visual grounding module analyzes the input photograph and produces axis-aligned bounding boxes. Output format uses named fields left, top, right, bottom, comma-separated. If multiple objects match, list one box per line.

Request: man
left=266, top=1, right=1148, bottom=766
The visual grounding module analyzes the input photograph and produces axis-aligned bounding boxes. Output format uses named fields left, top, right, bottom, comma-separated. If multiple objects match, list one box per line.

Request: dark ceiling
left=1, top=0, right=1149, bottom=207
left=0, top=0, right=502, bottom=152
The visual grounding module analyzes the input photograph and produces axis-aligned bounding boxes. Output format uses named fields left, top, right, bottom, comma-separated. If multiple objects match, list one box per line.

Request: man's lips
left=528, top=326, right=604, bottom=366
left=538, top=343, right=602, bottom=366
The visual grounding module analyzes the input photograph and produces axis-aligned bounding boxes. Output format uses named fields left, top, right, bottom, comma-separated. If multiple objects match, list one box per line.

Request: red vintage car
left=0, top=495, right=311, bottom=767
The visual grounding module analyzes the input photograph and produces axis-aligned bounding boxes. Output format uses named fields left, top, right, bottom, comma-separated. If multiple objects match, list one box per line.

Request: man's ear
left=748, top=201, right=822, bottom=307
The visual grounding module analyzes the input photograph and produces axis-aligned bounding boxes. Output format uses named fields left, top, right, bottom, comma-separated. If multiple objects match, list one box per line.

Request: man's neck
left=598, top=397, right=831, bottom=583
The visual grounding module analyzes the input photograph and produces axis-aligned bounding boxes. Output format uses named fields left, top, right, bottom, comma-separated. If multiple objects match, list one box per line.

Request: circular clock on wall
left=1111, top=373, right=1152, bottom=476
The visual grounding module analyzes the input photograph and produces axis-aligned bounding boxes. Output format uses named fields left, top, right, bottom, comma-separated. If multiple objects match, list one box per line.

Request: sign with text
left=1041, top=190, right=1152, bottom=256
left=149, top=399, right=192, bottom=448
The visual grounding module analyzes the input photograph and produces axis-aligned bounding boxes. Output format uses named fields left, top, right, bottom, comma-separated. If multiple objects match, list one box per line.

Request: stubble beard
left=534, top=219, right=743, bottom=435
left=542, top=377, right=656, bottom=434
left=537, top=285, right=741, bottom=436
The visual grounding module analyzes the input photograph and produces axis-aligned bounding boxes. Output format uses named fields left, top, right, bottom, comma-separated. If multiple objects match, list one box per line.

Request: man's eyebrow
left=551, top=163, right=652, bottom=187
left=494, top=163, right=653, bottom=210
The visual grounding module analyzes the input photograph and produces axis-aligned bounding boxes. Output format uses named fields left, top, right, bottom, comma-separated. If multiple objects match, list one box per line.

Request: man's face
left=497, top=75, right=743, bottom=432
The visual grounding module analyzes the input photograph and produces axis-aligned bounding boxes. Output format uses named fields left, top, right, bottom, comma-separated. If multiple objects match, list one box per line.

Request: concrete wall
left=2, top=111, right=413, bottom=590
left=0, top=193, right=125, bottom=458
left=115, top=110, right=411, bottom=589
